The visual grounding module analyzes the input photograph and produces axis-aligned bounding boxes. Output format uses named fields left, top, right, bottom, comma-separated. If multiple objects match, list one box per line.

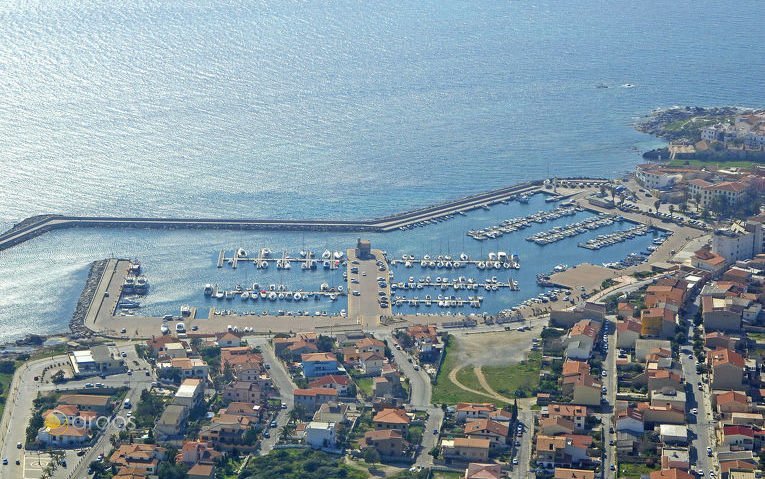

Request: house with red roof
left=723, top=425, right=755, bottom=451
left=709, top=348, right=746, bottom=390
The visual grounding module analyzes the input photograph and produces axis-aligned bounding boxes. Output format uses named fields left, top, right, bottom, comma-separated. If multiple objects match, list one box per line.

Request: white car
left=690, top=408, right=698, bottom=415
left=601, top=370, right=607, bottom=377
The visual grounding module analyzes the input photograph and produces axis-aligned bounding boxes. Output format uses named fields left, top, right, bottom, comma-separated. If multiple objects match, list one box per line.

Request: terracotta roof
left=724, top=425, right=754, bottom=438
left=58, top=394, right=111, bottom=407
left=47, top=425, right=88, bottom=437
left=452, top=437, right=491, bottom=449
left=301, top=352, right=337, bottom=362
left=360, top=351, right=385, bottom=362
left=540, top=416, right=575, bottom=432
left=709, top=348, right=745, bottom=368
left=720, top=461, right=757, bottom=473
left=308, top=374, right=351, bottom=388
left=373, top=408, right=410, bottom=425
left=466, top=463, right=502, bottom=479
left=617, top=319, right=642, bottom=334
left=363, top=429, right=404, bottom=440
left=546, top=404, right=587, bottom=417
left=293, top=387, right=338, bottom=397
left=555, top=468, right=596, bottom=479
left=569, top=319, right=600, bottom=340
left=464, top=418, right=509, bottom=437
left=536, top=435, right=568, bottom=451
left=188, top=463, right=215, bottom=476
left=650, top=469, right=694, bottom=479
left=716, top=391, right=750, bottom=406
left=562, top=360, right=590, bottom=377
left=456, top=402, right=496, bottom=413
left=356, top=337, right=386, bottom=349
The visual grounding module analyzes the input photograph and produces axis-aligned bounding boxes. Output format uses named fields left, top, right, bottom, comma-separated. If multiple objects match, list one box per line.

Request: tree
left=316, top=335, right=334, bottom=352
left=363, top=447, right=380, bottom=464
left=51, top=370, right=65, bottom=384
left=668, top=204, right=675, bottom=217
left=0, top=360, right=16, bottom=374
left=654, top=199, right=661, bottom=212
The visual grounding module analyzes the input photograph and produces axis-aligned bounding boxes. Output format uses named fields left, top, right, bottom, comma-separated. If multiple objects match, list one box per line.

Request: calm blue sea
left=0, top=1, right=763, bottom=343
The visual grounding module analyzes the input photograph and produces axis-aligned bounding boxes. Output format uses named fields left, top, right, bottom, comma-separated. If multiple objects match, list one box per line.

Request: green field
left=668, top=159, right=759, bottom=168
left=355, top=377, right=373, bottom=397
left=431, top=337, right=541, bottom=405
left=618, top=462, right=659, bottom=479
left=483, top=351, right=542, bottom=399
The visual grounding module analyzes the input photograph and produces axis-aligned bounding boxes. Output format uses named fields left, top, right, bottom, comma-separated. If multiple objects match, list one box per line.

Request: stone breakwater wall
left=70, top=259, right=108, bottom=338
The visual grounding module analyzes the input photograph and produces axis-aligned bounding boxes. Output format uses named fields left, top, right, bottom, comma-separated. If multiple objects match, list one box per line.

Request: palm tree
left=668, top=205, right=675, bottom=217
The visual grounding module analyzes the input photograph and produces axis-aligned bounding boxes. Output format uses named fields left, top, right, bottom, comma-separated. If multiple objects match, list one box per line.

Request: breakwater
left=69, top=259, right=109, bottom=338
left=0, top=178, right=610, bottom=252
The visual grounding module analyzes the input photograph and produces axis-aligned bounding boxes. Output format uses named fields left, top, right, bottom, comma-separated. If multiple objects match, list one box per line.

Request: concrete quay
left=0, top=178, right=611, bottom=252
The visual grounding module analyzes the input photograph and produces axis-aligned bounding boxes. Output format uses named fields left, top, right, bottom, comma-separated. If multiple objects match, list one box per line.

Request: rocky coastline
left=68, top=259, right=108, bottom=339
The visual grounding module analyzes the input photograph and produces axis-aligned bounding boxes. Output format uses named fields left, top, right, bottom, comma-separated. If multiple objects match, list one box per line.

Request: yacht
left=268, top=292, right=278, bottom=301
left=237, top=248, right=247, bottom=257
left=459, top=253, right=468, bottom=261
left=333, top=251, right=344, bottom=260
left=215, top=290, right=225, bottom=300
left=322, top=250, right=332, bottom=259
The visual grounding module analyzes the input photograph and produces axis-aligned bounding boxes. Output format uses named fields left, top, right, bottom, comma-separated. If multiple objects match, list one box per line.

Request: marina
left=578, top=224, right=653, bottom=250
left=525, top=212, right=626, bottom=245
left=466, top=203, right=581, bottom=240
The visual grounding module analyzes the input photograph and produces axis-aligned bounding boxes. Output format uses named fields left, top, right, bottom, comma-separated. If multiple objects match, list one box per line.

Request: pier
left=0, top=178, right=610, bottom=252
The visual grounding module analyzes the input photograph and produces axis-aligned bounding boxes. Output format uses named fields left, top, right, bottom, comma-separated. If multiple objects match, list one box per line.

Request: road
left=247, top=336, right=297, bottom=455
left=679, top=302, right=717, bottom=476
left=601, top=319, right=617, bottom=479
left=380, top=332, right=443, bottom=468
left=512, top=409, right=534, bottom=479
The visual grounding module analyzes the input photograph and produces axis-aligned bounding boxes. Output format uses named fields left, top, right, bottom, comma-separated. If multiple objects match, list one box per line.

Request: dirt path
left=447, top=366, right=497, bottom=401
left=473, top=366, right=515, bottom=404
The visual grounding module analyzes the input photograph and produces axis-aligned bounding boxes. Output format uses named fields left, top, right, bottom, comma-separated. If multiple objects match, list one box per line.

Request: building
left=702, top=296, right=744, bottom=332
left=305, top=421, right=336, bottom=449
left=544, top=404, right=588, bottom=432
left=360, top=429, right=409, bottom=459
left=709, top=348, right=746, bottom=390
left=455, top=403, right=497, bottom=422
left=216, top=332, right=244, bottom=348
left=465, top=463, right=502, bottom=479
left=723, top=426, right=755, bottom=451
left=373, top=407, right=410, bottom=433
left=155, top=404, right=189, bottom=441
left=174, top=378, right=205, bottom=408
left=713, top=221, right=763, bottom=265
left=198, top=414, right=254, bottom=447
left=715, top=391, right=752, bottom=415
left=563, top=320, right=600, bottom=360
left=223, top=380, right=264, bottom=404
left=308, top=374, right=353, bottom=396
left=571, top=375, right=602, bottom=407
left=692, top=247, right=727, bottom=274
left=635, top=164, right=683, bottom=190
left=58, top=394, right=112, bottom=415
left=109, top=444, right=167, bottom=475
left=659, top=424, right=688, bottom=445
left=651, top=389, right=687, bottom=411
left=37, top=425, right=90, bottom=447
left=616, top=319, right=642, bottom=349
left=535, top=435, right=589, bottom=468
left=554, top=468, right=596, bottom=479
left=188, top=463, right=216, bottom=479
left=616, top=408, right=644, bottom=435
left=688, top=179, right=750, bottom=210
left=661, top=447, right=690, bottom=471
left=168, top=358, right=210, bottom=379
left=293, top=388, right=338, bottom=417
left=649, top=469, right=694, bottom=479
left=178, top=441, right=222, bottom=465
left=464, top=418, right=509, bottom=448
left=313, top=402, right=348, bottom=424
left=301, top=352, right=342, bottom=378
left=68, top=345, right=126, bottom=377
left=441, top=438, right=491, bottom=462
left=359, top=352, right=385, bottom=375
left=640, top=307, right=677, bottom=339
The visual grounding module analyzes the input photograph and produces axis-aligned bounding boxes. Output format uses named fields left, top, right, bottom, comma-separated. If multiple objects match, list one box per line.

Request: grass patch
left=619, top=462, right=660, bottom=479
left=483, top=351, right=542, bottom=400
left=29, top=343, right=69, bottom=361
left=433, top=472, right=464, bottom=479
left=667, top=159, right=759, bottom=168
left=356, top=378, right=373, bottom=397
left=432, top=337, right=495, bottom=405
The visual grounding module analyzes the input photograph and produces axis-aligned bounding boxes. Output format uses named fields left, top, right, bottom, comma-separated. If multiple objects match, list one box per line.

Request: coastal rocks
left=69, top=259, right=108, bottom=338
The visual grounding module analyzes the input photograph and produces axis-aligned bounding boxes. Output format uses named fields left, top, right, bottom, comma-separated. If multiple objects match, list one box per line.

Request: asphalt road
left=247, top=336, right=297, bottom=455
left=512, top=409, right=534, bottom=479
left=601, top=319, right=617, bottom=479
left=679, top=306, right=717, bottom=477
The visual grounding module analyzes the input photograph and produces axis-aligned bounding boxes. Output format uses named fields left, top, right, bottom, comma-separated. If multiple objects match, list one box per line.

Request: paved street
left=602, top=319, right=617, bottom=479
left=512, top=409, right=534, bottom=479
left=246, top=336, right=297, bottom=455
left=679, top=303, right=717, bottom=477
